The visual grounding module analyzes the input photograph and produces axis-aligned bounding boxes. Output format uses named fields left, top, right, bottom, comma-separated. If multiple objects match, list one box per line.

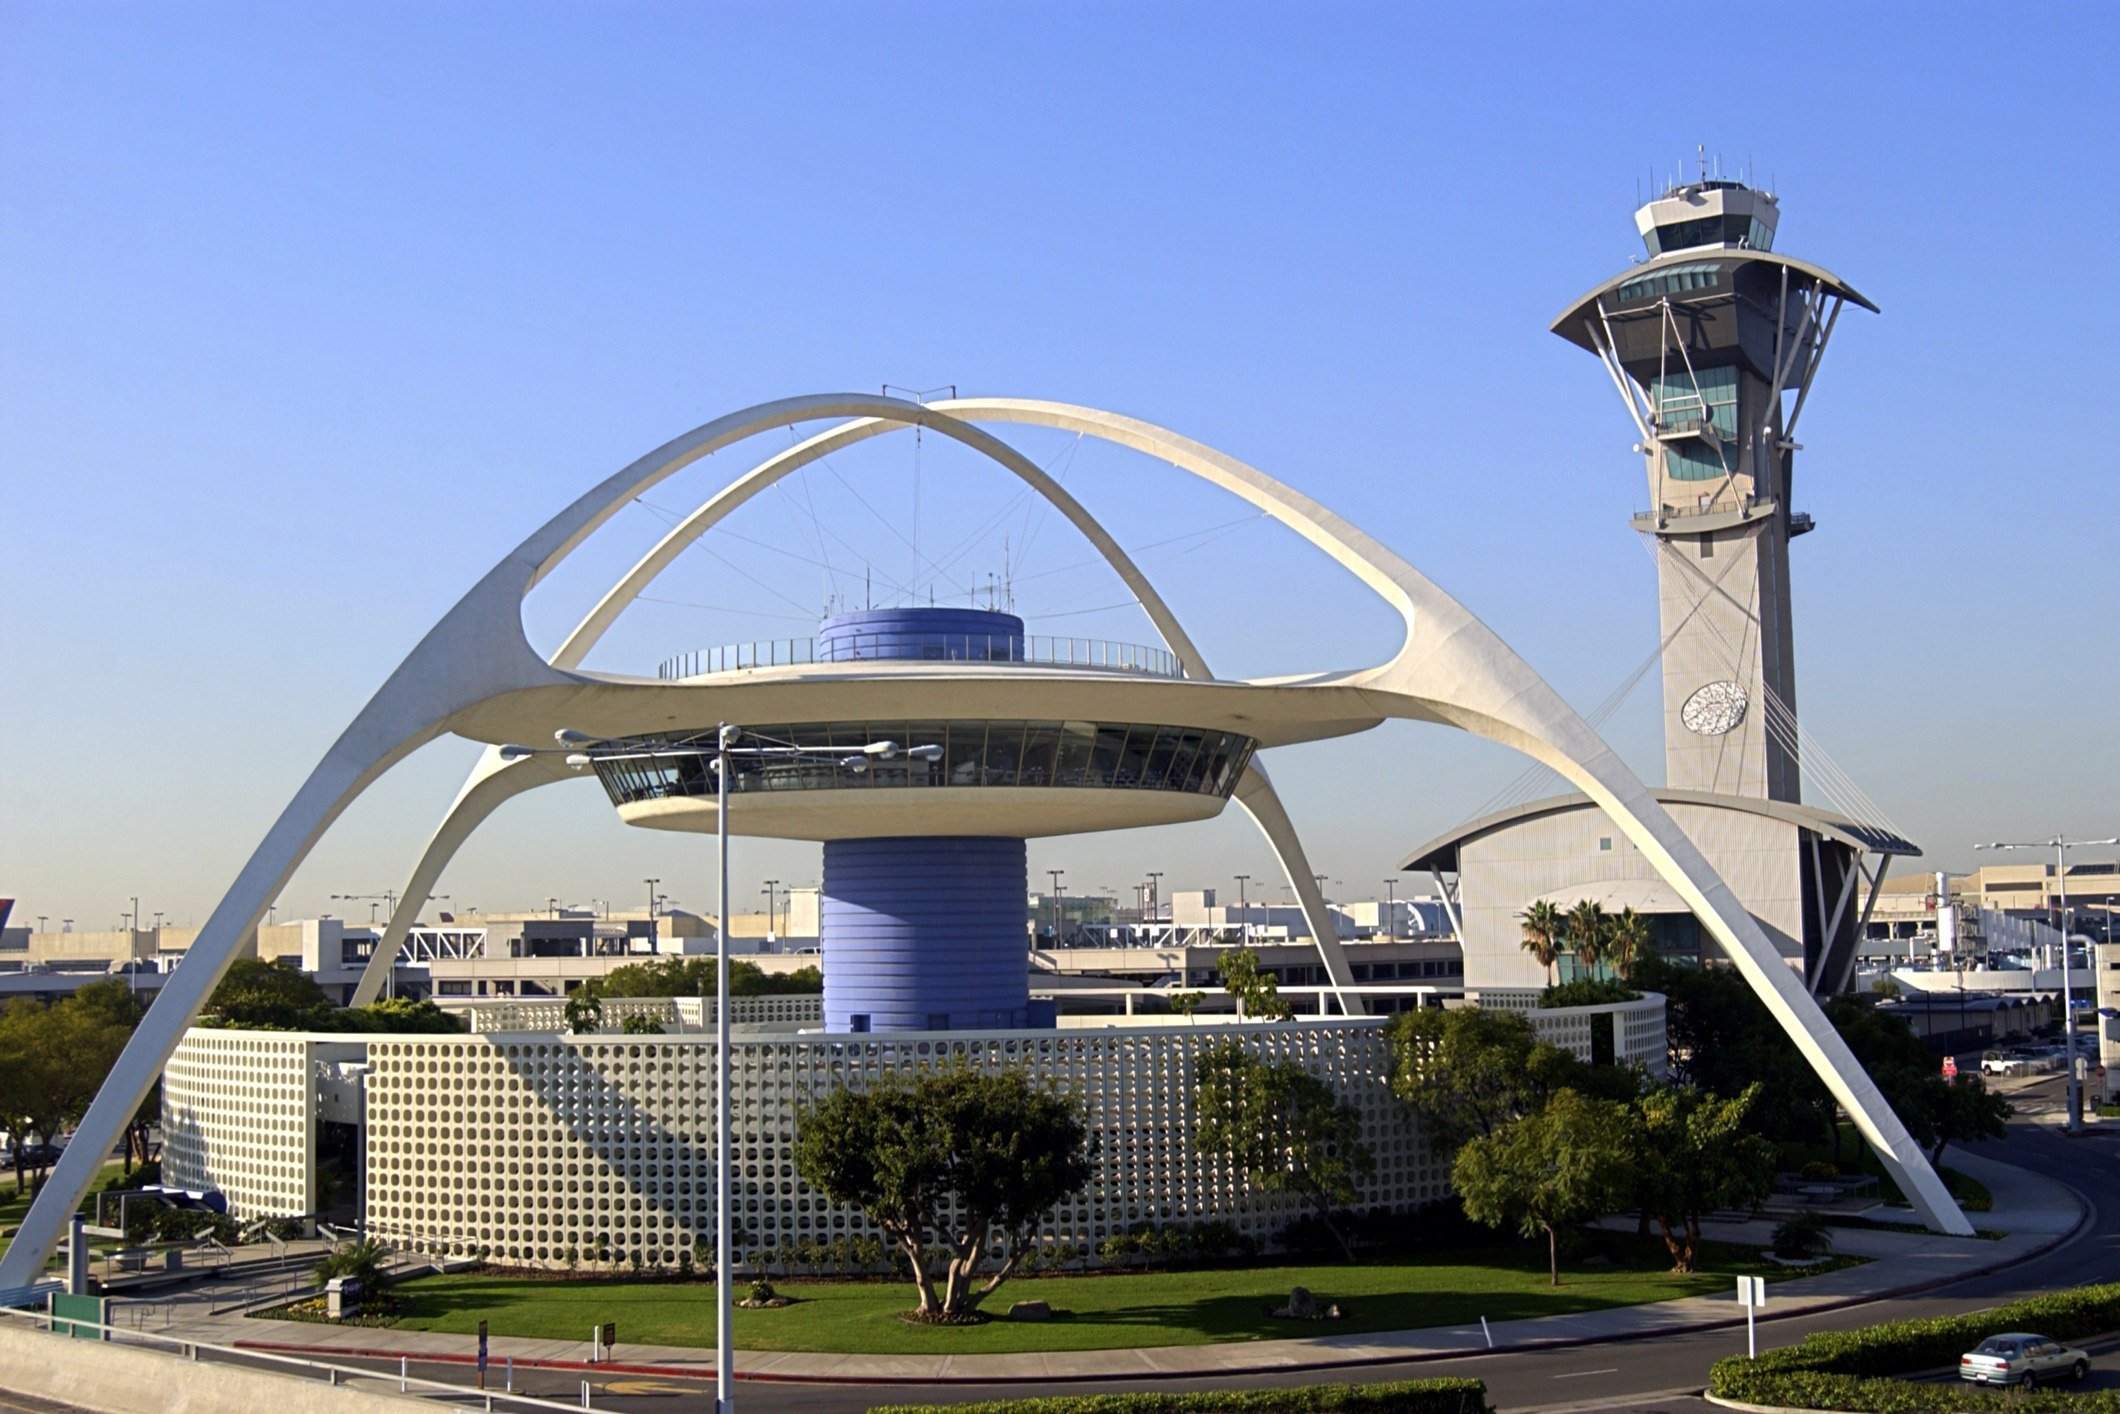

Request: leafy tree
left=1565, top=899, right=1609, bottom=975
left=1453, top=1089, right=1633, bottom=1286
left=562, top=990, right=604, bottom=1035
left=203, top=959, right=335, bottom=1029
left=1167, top=991, right=1206, bottom=1021
left=793, top=1064, right=1089, bottom=1319
left=620, top=1012, right=666, bottom=1035
left=586, top=956, right=823, bottom=1001
left=0, top=996, right=128, bottom=1191
left=1386, top=1007, right=1579, bottom=1152
left=63, top=981, right=158, bottom=1164
left=1192, top=1041, right=1373, bottom=1260
left=1628, top=956, right=1835, bottom=1149
left=1629, top=1083, right=1777, bottom=1272
left=1518, top=901, right=1563, bottom=986
left=1216, top=947, right=1293, bottom=1021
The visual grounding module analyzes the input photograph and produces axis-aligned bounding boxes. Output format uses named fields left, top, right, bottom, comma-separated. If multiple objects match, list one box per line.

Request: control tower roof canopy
left=1550, top=248, right=1877, bottom=357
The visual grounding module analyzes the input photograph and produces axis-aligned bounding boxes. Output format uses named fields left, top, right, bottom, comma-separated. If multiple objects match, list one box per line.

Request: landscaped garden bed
left=321, top=1233, right=1833, bottom=1356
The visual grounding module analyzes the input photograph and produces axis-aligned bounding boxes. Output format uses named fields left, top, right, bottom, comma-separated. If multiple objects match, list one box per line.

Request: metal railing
left=658, top=633, right=1180, bottom=681
left=0, top=1300, right=605, bottom=1411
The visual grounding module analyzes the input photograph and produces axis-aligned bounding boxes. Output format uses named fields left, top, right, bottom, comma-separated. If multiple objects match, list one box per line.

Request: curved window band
left=588, top=721, right=1258, bottom=806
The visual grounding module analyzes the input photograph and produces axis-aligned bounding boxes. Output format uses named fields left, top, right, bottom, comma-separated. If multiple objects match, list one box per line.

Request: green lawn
left=383, top=1236, right=1815, bottom=1355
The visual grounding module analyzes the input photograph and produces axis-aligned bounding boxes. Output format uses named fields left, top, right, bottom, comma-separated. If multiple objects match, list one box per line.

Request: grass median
left=375, top=1235, right=1830, bottom=1356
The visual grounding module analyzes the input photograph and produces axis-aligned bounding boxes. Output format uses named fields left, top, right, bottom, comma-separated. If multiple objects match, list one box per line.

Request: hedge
left=869, top=1380, right=1494, bottom=1414
left=1710, top=1282, right=2120, bottom=1412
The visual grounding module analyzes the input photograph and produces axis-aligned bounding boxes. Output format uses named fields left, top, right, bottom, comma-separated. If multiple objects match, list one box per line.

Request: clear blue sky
left=4, top=3, right=2114, bottom=929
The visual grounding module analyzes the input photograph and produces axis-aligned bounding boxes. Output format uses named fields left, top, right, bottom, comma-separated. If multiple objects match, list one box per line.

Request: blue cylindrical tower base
left=821, top=836, right=1033, bottom=1032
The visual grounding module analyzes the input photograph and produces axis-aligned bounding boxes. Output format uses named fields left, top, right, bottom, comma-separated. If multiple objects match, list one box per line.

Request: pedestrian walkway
left=134, top=1152, right=2088, bottom=1387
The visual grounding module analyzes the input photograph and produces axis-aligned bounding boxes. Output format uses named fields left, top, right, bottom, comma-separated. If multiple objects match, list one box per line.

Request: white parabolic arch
left=346, top=403, right=1357, bottom=1013
left=0, top=395, right=1970, bottom=1287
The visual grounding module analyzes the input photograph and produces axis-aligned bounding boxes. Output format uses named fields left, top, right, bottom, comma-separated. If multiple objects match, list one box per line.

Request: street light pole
left=1047, top=870, right=1066, bottom=947
left=714, top=723, right=734, bottom=1414
left=1977, top=835, right=2118, bottom=1135
left=1383, top=878, right=1397, bottom=943
left=1234, top=874, right=1251, bottom=949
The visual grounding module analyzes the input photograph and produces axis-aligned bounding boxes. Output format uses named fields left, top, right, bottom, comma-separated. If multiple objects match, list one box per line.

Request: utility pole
left=645, top=878, right=660, bottom=922
left=761, top=880, right=779, bottom=949
left=1147, top=871, right=1163, bottom=924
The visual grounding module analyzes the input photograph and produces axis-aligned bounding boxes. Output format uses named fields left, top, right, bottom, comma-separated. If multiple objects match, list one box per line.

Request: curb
left=1701, top=1398, right=1863, bottom=1414
left=229, top=1188, right=2093, bottom=1388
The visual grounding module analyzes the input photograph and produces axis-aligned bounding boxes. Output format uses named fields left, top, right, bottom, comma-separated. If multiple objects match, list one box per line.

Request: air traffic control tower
left=1554, top=179, right=1875, bottom=802
left=1406, top=181, right=1917, bottom=996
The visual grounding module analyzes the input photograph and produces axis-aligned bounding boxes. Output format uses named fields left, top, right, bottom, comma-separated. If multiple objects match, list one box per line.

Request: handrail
left=0, top=1300, right=597, bottom=1411
left=657, top=632, right=1181, bottom=682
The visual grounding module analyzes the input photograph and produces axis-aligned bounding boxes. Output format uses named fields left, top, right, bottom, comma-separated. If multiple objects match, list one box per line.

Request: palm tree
left=1566, top=899, right=1609, bottom=978
left=1608, top=906, right=1652, bottom=979
left=1519, top=900, right=1563, bottom=985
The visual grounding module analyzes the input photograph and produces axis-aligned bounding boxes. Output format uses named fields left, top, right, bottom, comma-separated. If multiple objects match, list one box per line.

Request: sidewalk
left=154, top=1151, right=2087, bottom=1386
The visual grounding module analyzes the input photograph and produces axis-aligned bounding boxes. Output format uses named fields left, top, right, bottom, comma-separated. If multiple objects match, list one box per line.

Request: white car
left=1960, top=1332, right=2089, bottom=1388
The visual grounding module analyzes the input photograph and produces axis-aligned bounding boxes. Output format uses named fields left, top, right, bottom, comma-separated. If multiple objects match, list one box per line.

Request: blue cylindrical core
left=821, top=835, right=1030, bottom=1032
left=817, top=606, right=1024, bottom=663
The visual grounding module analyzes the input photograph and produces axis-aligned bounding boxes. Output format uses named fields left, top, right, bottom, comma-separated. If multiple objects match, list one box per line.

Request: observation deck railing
left=657, top=634, right=1180, bottom=682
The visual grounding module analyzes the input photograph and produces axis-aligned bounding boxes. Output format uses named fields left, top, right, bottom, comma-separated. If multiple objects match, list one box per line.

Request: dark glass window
left=1055, top=722, right=1099, bottom=786
left=1088, top=724, right=1130, bottom=783
left=984, top=722, right=1026, bottom=786
left=586, top=720, right=1260, bottom=806
left=1018, top=722, right=1061, bottom=786
left=1114, top=725, right=1154, bottom=787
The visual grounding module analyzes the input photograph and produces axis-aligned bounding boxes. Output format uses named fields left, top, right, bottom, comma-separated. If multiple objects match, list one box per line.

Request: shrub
left=100, top=1160, right=162, bottom=1193
left=313, top=1238, right=386, bottom=1291
left=1800, top=1160, right=1840, bottom=1182
left=1710, top=1282, right=2120, bottom=1411
left=869, top=1380, right=1494, bottom=1413
left=1535, top=978, right=1642, bottom=1008
left=1770, top=1211, right=1833, bottom=1260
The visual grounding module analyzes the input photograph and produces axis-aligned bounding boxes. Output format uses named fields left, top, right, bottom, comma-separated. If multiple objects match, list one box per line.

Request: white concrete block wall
left=460, top=994, right=823, bottom=1033
left=162, top=1030, right=317, bottom=1218
left=358, top=1018, right=1440, bottom=1268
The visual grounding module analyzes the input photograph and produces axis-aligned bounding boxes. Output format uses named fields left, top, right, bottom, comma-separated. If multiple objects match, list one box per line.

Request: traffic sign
left=1738, top=1275, right=1766, bottom=1358
left=1942, top=1054, right=1959, bottom=1081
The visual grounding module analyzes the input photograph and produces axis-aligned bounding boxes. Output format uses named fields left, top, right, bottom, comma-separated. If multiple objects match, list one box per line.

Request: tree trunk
left=1546, top=1224, right=1560, bottom=1286
left=893, top=1231, right=939, bottom=1315
left=1652, top=1213, right=1686, bottom=1272
left=1683, top=1214, right=1701, bottom=1275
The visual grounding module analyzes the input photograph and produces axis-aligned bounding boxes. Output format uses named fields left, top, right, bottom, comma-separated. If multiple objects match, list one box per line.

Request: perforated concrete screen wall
left=163, top=1030, right=318, bottom=1218
left=357, top=1019, right=1437, bottom=1268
